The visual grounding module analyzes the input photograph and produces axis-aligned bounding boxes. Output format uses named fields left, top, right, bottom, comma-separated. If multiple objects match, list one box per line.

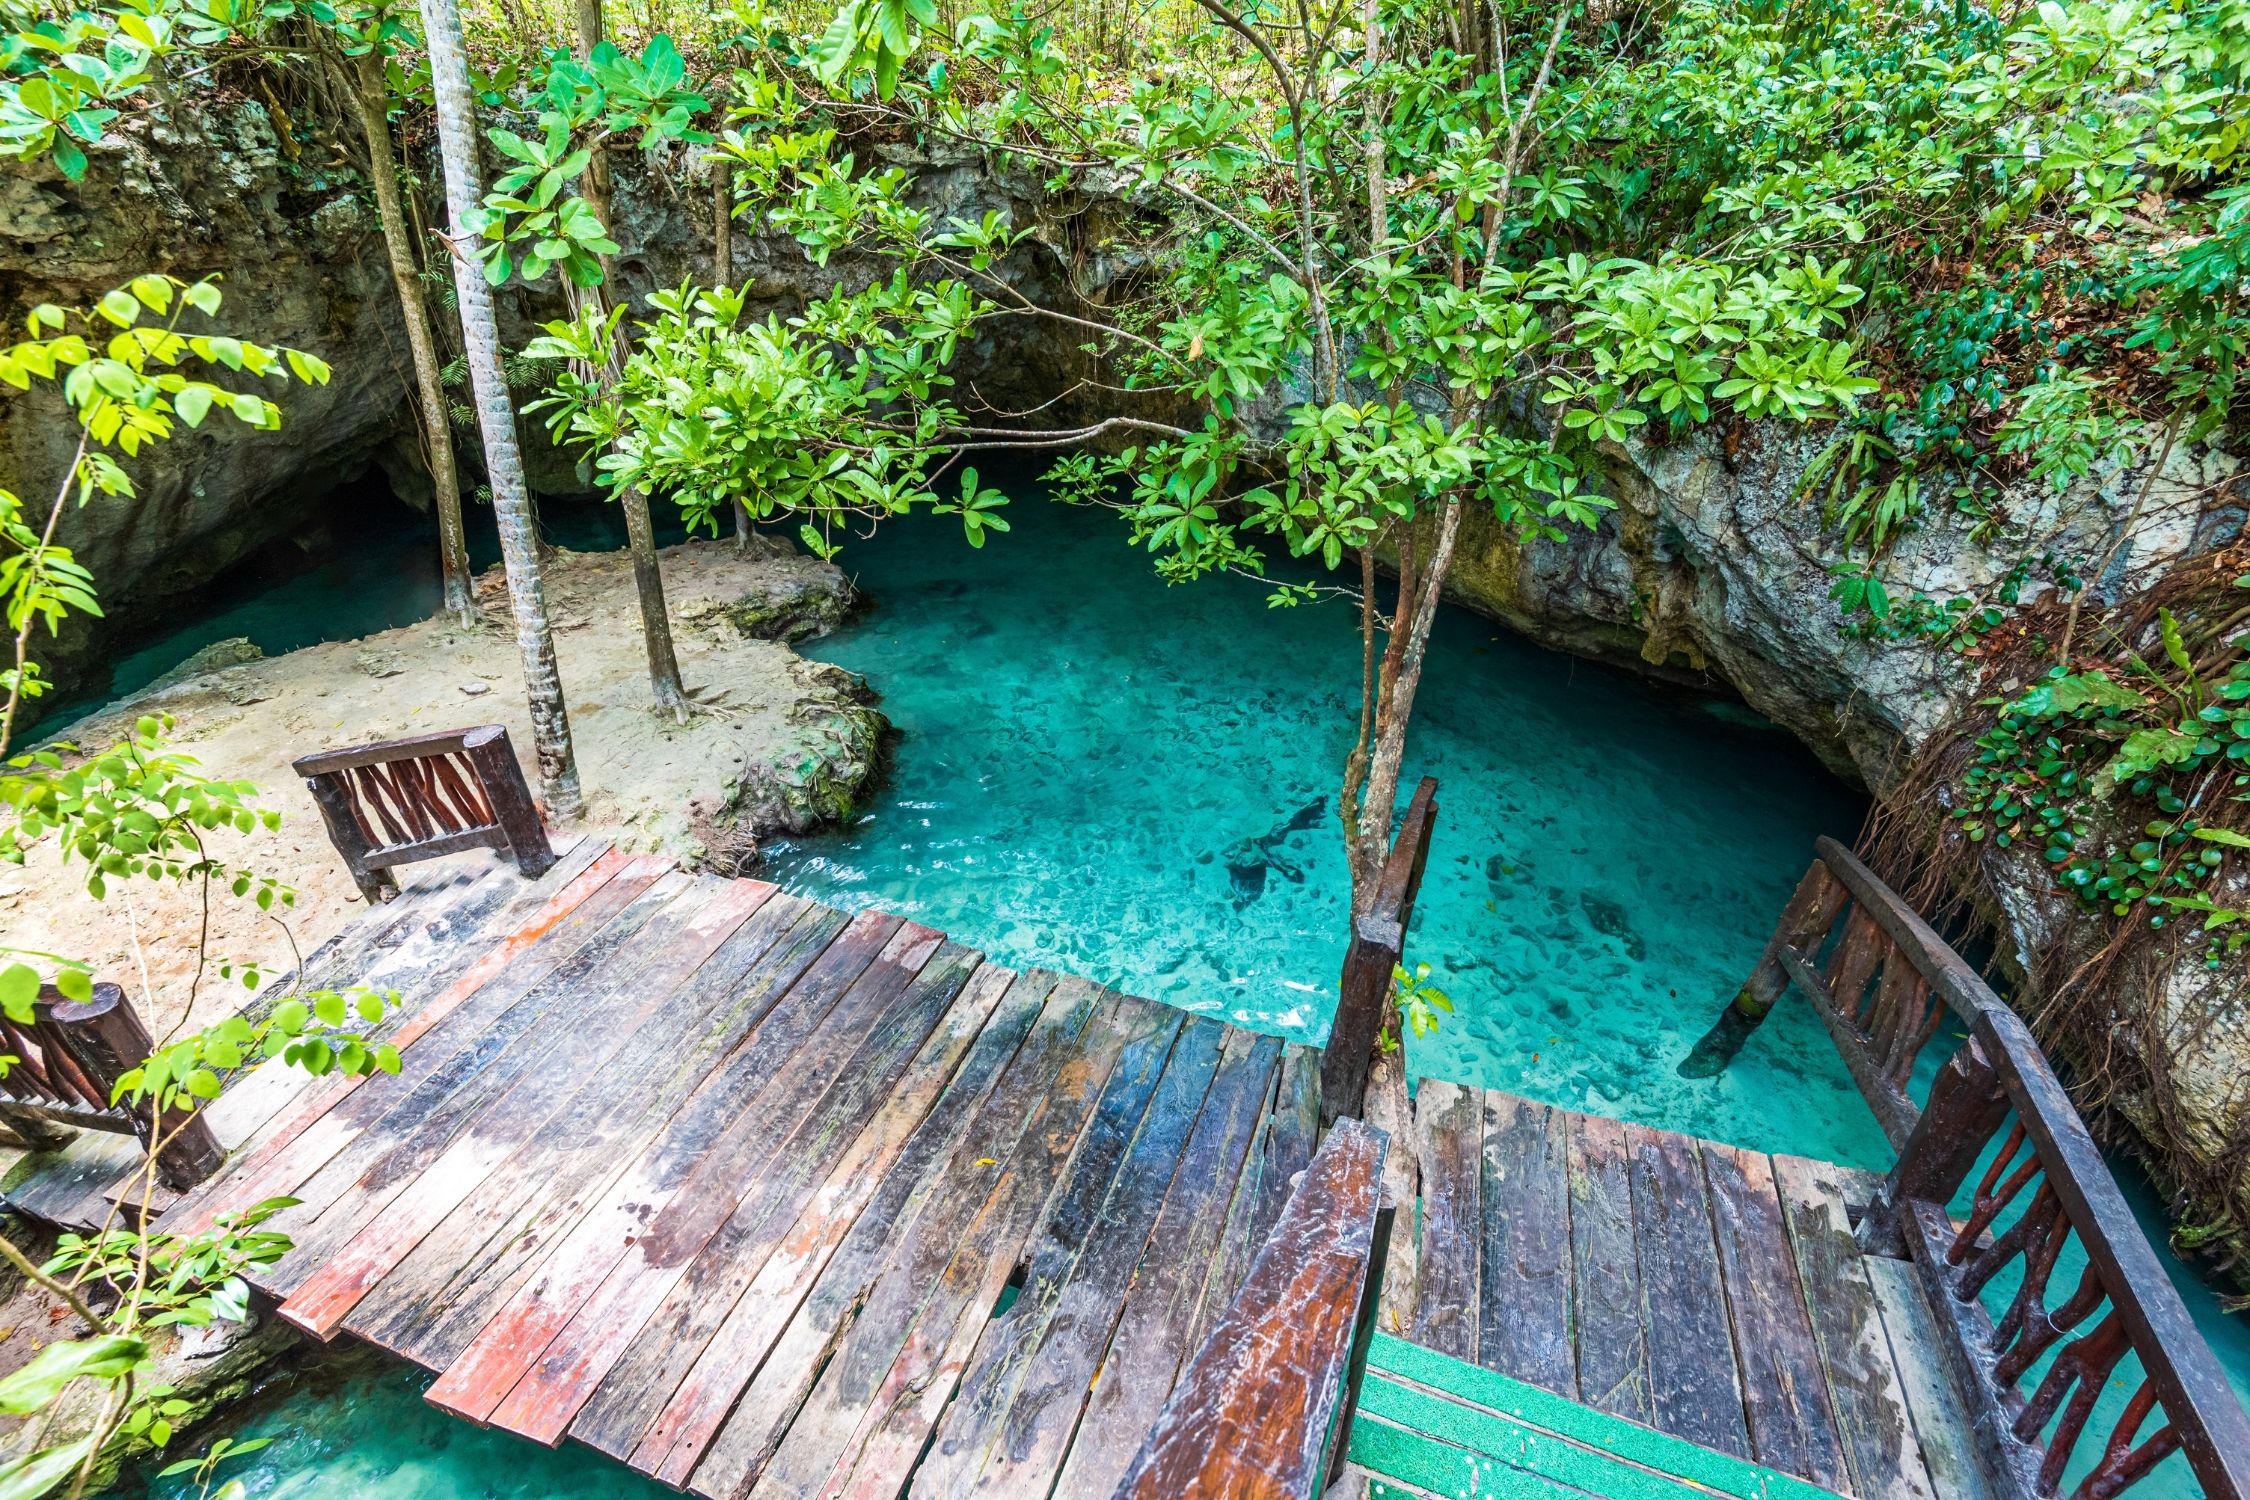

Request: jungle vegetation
left=3, top=0, right=2250, bottom=1486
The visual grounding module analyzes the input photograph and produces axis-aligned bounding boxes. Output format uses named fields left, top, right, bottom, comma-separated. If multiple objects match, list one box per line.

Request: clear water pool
left=79, top=472, right=2247, bottom=1499
left=763, top=487, right=1883, bottom=1167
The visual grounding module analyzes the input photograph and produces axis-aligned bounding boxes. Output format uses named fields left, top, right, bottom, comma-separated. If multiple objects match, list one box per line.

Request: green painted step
left=1347, top=1333, right=1847, bottom=1500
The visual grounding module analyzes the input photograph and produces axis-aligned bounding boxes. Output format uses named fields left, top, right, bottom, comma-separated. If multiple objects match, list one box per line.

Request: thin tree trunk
left=1357, top=498, right=1464, bottom=868
left=712, top=151, right=752, bottom=553
left=571, top=0, right=691, bottom=721
left=417, top=0, right=584, bottom=818
left=337, top=46, right=476, bottom=628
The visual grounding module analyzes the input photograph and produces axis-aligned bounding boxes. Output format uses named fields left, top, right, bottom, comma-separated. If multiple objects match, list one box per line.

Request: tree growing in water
left=530, top=0, right=1879, bottom=926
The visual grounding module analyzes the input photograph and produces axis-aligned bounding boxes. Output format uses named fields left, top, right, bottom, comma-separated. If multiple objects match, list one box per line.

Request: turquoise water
left=82, top=473, right=2249, bottom=1497
left=765, top=493, right=1883, bottom=1166
left=104, top=1346, right=674, bottom=1500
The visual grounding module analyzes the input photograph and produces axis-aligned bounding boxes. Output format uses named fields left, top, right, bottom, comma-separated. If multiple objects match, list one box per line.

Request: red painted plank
left=275, top=877, right=772, bottom=1339
left=164, top=846, right=647, bottom=1235
left=428, top=918, right=943, bottom=1435
left=630, top=961, right=1024, bottom=1486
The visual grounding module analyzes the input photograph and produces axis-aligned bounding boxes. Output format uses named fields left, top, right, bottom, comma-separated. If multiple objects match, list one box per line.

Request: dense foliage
left=8, top=0, right=2250, bottom=1472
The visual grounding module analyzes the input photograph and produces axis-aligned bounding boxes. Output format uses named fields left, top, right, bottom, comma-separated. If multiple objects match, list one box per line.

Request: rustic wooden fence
left=1747, top=835, right=2250, bottom=1500
left=1319, top=777, right=1439, bottom=1126
left=294, top=724, right=554, bottom=903
left=0, top=982, right=223, bottom=1189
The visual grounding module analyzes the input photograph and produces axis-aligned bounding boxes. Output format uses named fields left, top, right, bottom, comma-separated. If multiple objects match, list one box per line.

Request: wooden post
left=39, top=983, right=225, bottom=1190
left=1855, top=1032, right=2009, bottom=1257
left=302, top=768, right=398, bottom=904
left=462, top=724, right=556, bottom=878
left=1679, top=857, right=1846, bottom=1078
left=1320, top=778, right=1438, bottom=1127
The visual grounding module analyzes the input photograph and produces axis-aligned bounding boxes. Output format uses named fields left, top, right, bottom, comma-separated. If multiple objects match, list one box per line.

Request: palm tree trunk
left=335, top=45, right=476, bottom=628
left=416, top=0, right=584, bottom=818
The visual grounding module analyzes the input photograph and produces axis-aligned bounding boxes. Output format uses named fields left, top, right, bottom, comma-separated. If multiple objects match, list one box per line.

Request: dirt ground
left=0, top=538, right=883, bottom=1041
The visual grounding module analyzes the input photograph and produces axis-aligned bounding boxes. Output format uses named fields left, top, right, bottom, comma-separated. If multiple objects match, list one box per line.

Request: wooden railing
left=1747, top=835, right=2250, bottom=1500
left=294, top=724, right=554, bottom=903
left=1319, top=777, right=1438, bottom=1126
left=1109, top=1118, right=1391, bottom=1500
left=0, top=983, right=223, bottom=1189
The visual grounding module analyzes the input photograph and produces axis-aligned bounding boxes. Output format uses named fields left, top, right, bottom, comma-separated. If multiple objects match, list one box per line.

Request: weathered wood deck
left=1385, top=1083, right=1991, bottom=1500
left=137, top=841, right=1327, bottom=1499
left=11, top=813, right=2246, bottom=1500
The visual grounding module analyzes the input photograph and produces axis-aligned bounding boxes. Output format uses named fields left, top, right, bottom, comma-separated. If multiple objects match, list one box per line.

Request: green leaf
left=0, top=1437, right=96, bottom=1500
left=52, top=969, right=92, bottom=1004
left=2193, top=827, right=2250, bottom=849
left=0, top=1336, right=147, bottom=1414
left=0, top=965, right=38, bottom=1025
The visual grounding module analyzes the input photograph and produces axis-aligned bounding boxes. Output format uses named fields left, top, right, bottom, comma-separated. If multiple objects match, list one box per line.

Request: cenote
left=87, top=472, right=2250, bottom=1498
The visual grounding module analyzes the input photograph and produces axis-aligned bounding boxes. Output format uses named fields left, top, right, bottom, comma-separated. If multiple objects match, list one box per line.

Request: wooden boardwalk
left=1386, top=1083, right=1992, bottom=1500
left=146, top=840, right=1327, bottom=1499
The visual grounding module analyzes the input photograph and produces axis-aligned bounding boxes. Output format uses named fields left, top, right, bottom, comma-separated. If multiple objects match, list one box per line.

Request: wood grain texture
left=692, top=977, right=1114, bottom=1498
left=1566, top=1110, right=1648, bottom=1424
left=1700, top=1142, right=1850, bottom=1490
left=275, top=877, right=771, bottom=1338
left=1108, top=1118, right=1388, bottom=1500
left=1772, top=1154, right=1938, bottom=1500
left=543, top=919, right=950, bottom=1454
left=352, top=899, right=857, bottom=1362
left=631, top=962, right=1035, bottom=1488
left=162, top=845, right=649, bottom=1235
left=1410, top=1079, right=1481, bottom=1362
left=1626, top=1121, right=1752, bottom=1461
left=903, top=1001, right=1190, bottom=1498
left=1048, top=1029, right=1281, bottom=1500
left=1479, top=1093, right=1575, bottom=1400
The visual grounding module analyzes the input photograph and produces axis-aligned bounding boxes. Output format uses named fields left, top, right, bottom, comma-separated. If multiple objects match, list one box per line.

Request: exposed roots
left=1862, top=542, right=2250, bottom=1294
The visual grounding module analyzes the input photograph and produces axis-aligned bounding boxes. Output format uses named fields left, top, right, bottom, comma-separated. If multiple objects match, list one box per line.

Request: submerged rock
left=141, top=636, right=264, bottom=696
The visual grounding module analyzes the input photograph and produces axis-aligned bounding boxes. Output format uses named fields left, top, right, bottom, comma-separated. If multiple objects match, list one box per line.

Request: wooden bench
left=294, top=724, right=555, bottom=903
left=1, top=982, right=222, bottom=1190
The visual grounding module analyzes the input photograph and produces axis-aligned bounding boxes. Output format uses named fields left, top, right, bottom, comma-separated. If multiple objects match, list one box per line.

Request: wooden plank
left=162, top=844, right=645, bottom=1233
left=333, top=895, right=841, bottom=1361
left=245, top=867, right=696, bottom=1281
left=1567, top=1110, right=1649, bottom=1424
left=1179, top=1049, right=1288, bottom=1362
left=1860, top=1254, right=2000, bottom=1500
left=1410, top=1079, right=1482, bottom=1363
left=899, top=1001, right=1191, bottom=1499
left=1626, top=1122, right=1752, bottom=1460
left=250, top=868, right=705, bottom=1291
left=682, top=975, right=1108, bottom=1500
left=506, top=919, right=946, bottom=1450
left=407, top=908, right=922, bottom=1412
left=1108, top=1118, right=1387, bottom=1500
left=192, top=840, right=607, bottom=1160
left=946, top=1016, right=1232, bottom=1497
left=476, top=928, right=975, bottom=1446
left=273, top=877, right=775, bottom=1338
left=1047, top=1029, right=1281, bottom=1500
left=629, top=963, right=1043, bottom=1488
left=1480, top=1092, right=1575, bottom=1400
left=1702, top=1143, right=1851, bottom=1490
left=1190, top=1040, right=1321, bottom=1358
left=1771, top=1154, right=1938, bottom=1500
left=745, top=992, right=1159, bottom=1500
